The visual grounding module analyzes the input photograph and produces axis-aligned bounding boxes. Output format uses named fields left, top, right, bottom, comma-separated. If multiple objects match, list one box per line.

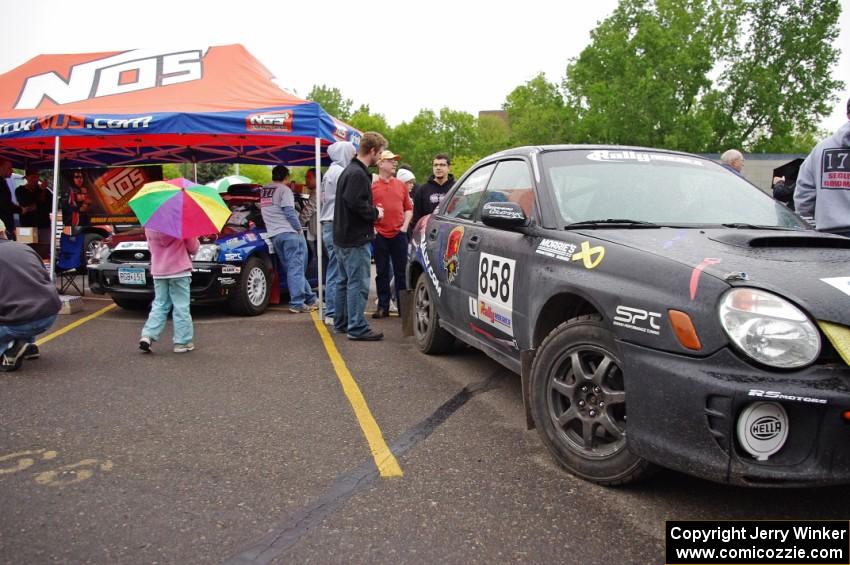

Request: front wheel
left=529, top=315, right=654, bottom=486
left=228, top=256, right=269, bottom=316
left=413, top=272, right=454, bottom=354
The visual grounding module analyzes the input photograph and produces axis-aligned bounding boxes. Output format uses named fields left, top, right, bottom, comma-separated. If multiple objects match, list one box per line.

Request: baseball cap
left=397, top=169, right=416, bottom=184
left=378, top=150, right=401, bottom=162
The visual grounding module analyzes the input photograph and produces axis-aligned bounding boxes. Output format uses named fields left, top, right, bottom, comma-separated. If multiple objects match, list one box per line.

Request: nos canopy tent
left=0, top=44, right=359, bottom=313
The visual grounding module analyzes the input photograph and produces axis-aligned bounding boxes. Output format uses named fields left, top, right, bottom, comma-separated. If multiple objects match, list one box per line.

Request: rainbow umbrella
left=129, top=181, right=231, bottom=239
left=164, top=177, right=200, bottom=188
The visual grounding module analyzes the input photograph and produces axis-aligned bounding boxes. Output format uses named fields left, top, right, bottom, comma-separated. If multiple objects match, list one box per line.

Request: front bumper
left=88, top=261, right=242, bottom=303
left=620, top=341, right=850, bottom=486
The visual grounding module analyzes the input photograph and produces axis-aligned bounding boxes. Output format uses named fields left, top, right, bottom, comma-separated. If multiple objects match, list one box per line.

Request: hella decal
left=612, top=305, right=661, bottom=336
left=15, top=48, right=206, bottom=110
left=736, top=402, right=788, bottom=461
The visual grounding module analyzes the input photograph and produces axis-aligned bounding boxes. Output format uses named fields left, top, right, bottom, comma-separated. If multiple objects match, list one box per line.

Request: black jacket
left=0, top=179, right=20, bottom=238
left=333, top=158, right=379, bottom=248
left=0, top=239, right=61, bottom=324
left=411, top=174, right=455, bottom=229
left=772, top=179, right=795, bottom=211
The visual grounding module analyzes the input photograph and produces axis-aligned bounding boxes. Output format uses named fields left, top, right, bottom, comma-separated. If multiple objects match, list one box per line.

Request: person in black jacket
left=772, top=176, right=795, bottom=210
left=0, top=218, right=61, bottom=371
left=411, top=153, right=455, bottom=230
left=0, top=158, right=20, bottom=240
left=333, top=132, right=387, bottom=341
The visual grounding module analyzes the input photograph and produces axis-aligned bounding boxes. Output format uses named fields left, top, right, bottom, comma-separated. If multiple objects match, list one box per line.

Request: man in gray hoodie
left=319, top=141, right=356, bottom=325
left=795, top=99, right=850, bottom=236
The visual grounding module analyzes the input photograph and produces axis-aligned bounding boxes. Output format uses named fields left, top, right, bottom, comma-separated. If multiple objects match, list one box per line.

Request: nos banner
left=60, top=166, right=163, bottom=225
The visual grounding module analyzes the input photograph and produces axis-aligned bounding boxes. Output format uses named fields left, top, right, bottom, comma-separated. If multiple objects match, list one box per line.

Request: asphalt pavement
left=2, top=288, right=850, bottom=564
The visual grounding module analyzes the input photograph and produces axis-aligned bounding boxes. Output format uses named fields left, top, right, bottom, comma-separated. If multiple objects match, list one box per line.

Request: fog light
left=736, top=402, right=788, bottom=461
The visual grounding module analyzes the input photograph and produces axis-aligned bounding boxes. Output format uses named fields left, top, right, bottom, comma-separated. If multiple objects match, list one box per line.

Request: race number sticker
left=477, top=252, right=516, bottom=336
left=822, top=149, right=850, bottom=190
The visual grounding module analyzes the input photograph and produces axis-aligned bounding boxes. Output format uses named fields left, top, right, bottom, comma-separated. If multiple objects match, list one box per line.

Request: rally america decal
left=443, top=226, right=464, bottom=283
left=821, top=149, right=850, bottom=190
left=475, top=252, right=516, bottom=337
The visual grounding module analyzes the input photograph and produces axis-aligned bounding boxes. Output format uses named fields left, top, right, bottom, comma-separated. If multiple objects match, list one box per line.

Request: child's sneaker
left=289, top=303, right=317, bottom=313
left=173, top=342, right=195, bottom=353
left=139, top=336, right=152, bottom=353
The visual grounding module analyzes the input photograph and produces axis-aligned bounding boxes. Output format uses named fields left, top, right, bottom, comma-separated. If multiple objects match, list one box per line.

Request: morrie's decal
left=246, top=111, right=293, bottom=132
left=15, top=48, right=207, bottom=110
left=477, top=252, right=516, bottom=337
left=571, top=241, right=605, bottom=269
left=420, top=230, right=441, bottom=297
left=536, top=238, right=577, bottom=262
left=443, top=226, right=464, bottom=283
left=586, top=150, right=704, bottom=167
left=613, top=305, right=662, bottom=336
left=690, top=257, right=721, bottom=300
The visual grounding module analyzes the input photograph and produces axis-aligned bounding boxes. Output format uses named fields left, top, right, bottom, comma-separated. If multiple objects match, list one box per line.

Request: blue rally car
left=88, top=184, right=317, bottom=316
left=406, top=145, right=850, bottom=487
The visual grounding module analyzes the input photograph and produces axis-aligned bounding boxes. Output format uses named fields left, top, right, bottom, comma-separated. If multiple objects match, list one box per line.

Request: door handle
left=428, top=227, right=438, bottom=241
left=466, top=235, right=480, bottom=250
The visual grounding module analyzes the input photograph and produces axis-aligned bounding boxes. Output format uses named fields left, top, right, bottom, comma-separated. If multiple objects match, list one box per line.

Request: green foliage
left=196, top=163, right=233, bottom=185
left=162, top=164, right=183, bottom=180
left=348, top=104, right=392, bottom=138
left=390, top=108, right=482, bottom=180
left=307, top=84, right=353, bottom=121
left=238, top=164, right=271, bottom=185
left=504, top=73, right=573, bottom=146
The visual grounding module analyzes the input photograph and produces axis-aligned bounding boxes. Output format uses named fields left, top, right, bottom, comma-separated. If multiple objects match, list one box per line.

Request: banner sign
left=60, top=166, right=162, bottom=225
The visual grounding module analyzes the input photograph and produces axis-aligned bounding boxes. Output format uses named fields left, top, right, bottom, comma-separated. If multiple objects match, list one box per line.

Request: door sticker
left=477, top=252, right=516, bottom=336
left=444, top=226, right=465, bottom=284
left=571, top=241, right=605, bottom=269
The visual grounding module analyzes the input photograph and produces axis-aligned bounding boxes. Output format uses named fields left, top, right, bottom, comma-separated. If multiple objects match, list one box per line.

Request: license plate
left=118, top=268, right=146, bottom=285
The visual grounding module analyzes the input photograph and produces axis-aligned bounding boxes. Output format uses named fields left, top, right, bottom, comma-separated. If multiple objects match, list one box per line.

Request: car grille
left=110, top=249, right=151, bottom=263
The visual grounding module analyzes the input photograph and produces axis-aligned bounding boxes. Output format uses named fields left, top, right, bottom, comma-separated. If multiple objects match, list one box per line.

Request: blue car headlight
left=719, top=288, right=820, bottom=369
left=192, top=244, right=219, bottom=262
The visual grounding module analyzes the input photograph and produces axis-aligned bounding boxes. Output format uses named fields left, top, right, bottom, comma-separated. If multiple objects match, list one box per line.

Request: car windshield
left=541, top=149, right=807, bottom=229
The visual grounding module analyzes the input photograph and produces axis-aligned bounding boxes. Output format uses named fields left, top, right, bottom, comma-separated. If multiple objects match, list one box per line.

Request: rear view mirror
left=480, top=201, right=529, bottom=229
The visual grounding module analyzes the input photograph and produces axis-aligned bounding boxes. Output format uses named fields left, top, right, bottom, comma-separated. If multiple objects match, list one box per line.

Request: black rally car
left=406, top=145, right=850, bottom=487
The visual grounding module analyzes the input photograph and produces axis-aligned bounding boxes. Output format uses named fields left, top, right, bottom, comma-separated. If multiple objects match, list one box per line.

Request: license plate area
left=118, top=267, right=146, bottom=285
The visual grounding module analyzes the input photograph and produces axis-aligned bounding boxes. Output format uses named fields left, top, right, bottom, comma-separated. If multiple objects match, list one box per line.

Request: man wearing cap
left=16, top=168, right=52, bottom=243
left=371, top=150, right=413, bottom=319
left=0, top=218, right=61, bottom=372
left=795, top=97, right=850, bottom=235
left=411, top=153, right=455, bottom=230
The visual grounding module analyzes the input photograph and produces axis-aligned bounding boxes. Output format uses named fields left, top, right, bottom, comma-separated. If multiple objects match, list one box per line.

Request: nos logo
left=15, top=48, right=207, bottom=110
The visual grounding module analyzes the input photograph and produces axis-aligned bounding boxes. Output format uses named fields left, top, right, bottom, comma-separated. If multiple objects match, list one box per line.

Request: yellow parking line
left=310, top=311, right=403, bottom=478
left=37, top=303, right=117, bottom=346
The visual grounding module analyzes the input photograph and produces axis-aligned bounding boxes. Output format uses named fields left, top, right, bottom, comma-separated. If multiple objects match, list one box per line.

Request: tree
left=391, top=108, right=482, bottom=178
left=503, top=73, right=574, bottom=146
left=195, top=163, right=233, bottom=185
left=476, top=114, right=512, bottom=157
left=307, top=85, right=353, bottom=121
left=348, top=104, right=392, bottom=139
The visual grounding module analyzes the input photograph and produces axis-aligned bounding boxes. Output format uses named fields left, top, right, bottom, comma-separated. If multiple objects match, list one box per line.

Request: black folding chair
left=56, top=234, right=85, bottom=296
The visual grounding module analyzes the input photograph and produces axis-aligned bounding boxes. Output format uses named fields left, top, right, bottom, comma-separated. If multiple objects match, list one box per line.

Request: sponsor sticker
left=748, top=389, right=827, bottom=405
left=477, top=252, right=516, bottom=337
left=612, top=305, right=662, bottom=336
left=586, top=150, right=704, bottom=167
left=246, top=111, right=293, bottom=132
left=482, top=202, right=523, bottom=219
left=114, top=241, right=148, bottom=250
left=571, top=241, right=605, bottom=269
left=217, top=277, right=237, bottom=285
left=443, top=226, right=464, bottom=284
left=535, top=238, right=577, bottom=262
left=224, top=252, right=242, bottom=261
left=821, top=276, right=850, bottom=297
left=420, top=231, right=441, bottom=297
left=736, top=402, right=788, bottom=461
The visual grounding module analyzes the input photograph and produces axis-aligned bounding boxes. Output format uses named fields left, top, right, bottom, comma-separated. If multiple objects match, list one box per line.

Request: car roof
left=482, top=144, right=709, bottom=162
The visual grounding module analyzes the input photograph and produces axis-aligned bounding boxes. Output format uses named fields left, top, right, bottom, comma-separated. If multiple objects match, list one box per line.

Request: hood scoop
left=707, top=232, right=850, bottom=249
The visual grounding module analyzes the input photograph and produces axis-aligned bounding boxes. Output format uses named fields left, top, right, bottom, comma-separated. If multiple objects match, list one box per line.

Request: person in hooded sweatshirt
left=319, top=141, right=356, bottom=325
left=411, top=153, right=455, bottom=231
left=795, top=98, right=850, bottom=236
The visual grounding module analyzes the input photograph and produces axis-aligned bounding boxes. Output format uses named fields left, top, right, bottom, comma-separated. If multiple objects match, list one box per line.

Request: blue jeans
left=272, top=232, right=316, bottom=308
left=321, top=223, right=340, bottom=319
left=334, top=243, right=372, bottom=337
left=374, top=232, right=408, bottom=310
left=142, top=276, right=193, bottom=345
left=0, top=314, right=58, bottom=355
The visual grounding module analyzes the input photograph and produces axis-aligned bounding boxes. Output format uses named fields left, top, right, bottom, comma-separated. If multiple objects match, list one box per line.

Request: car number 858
left=478, top=253, right=516, bottom=307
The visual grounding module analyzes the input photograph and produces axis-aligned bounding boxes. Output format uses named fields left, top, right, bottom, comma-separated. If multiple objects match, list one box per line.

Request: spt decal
left=443, top=226, right=464, bottom=283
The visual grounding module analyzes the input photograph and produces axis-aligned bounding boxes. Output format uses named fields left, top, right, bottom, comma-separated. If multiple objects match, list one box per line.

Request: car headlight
left=719, top=288, right=820, bottom=369
left=192, top=244, right=219, bottom=262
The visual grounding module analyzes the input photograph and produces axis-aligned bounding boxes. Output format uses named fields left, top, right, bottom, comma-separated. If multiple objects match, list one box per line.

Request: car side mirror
left=480, top=201, right=529, bottom=229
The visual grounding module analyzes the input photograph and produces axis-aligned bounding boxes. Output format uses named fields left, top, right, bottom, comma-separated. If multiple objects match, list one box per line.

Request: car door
left=428, top=163, right=496, bottom=329
left=463, top=159, right=538, bottom=359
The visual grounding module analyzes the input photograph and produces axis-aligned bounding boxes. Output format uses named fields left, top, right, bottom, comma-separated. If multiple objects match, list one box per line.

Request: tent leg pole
left=315, top=137, right=323, bottom=320
left=49, top=136, right=60, bottom=283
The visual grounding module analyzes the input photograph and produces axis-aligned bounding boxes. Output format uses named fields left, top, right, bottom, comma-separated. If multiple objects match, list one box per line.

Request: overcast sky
left=3, top=0, right=849, bottom=134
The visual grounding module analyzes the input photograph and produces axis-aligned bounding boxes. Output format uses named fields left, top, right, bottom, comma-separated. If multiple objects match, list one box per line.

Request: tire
left=83, top=232, right=104, bottom=270
left=228, top=256, right=269, bottom=316
left=529, top=315, right=655, bottom=486
left=413, top=272, right=454, bottom=354
left=112, top=297, right=151, bottom=311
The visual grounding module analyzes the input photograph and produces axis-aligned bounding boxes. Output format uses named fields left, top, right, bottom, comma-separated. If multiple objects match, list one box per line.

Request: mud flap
left=521, top=349, right=536, bottom=430
left=400, top=289, right=414, bottom=337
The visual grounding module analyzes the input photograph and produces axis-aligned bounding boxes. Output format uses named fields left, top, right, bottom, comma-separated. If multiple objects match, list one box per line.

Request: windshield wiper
left=565, top=219, right=662, bottom=229
left=720, top=223, right=794, bottom=231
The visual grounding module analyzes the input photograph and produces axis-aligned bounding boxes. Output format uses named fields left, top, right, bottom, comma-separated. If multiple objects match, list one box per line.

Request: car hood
left=586, top=228, right=850, bottom=324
